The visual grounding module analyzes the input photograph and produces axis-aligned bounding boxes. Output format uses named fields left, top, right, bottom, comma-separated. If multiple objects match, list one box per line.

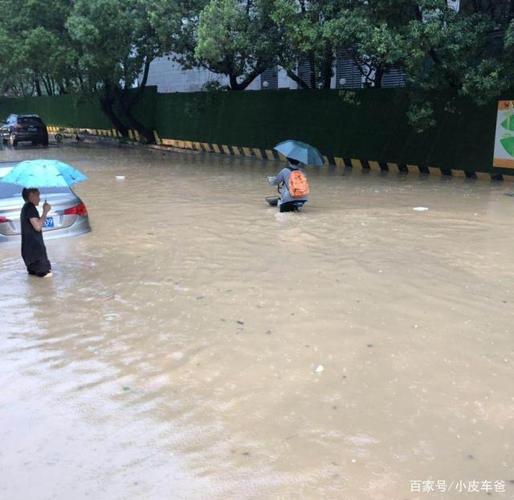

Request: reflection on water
left=0, top=144, right=513, bottom=499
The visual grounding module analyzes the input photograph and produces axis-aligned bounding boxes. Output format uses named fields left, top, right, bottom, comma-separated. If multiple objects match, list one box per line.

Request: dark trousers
left=27, top=260, right=51, bottom=277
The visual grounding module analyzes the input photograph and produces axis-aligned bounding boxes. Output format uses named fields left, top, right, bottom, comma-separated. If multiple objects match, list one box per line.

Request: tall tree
left=194, top=0, right=282, bottom=90
left=67, top=0, right=162, bottom=142
left=324, top=0, right=503, bottom=128
left=148, top=0, right=208, bottom=70
left=271, top=0, right=347, bottom=89
left=0, top=0, right=76, bottom=96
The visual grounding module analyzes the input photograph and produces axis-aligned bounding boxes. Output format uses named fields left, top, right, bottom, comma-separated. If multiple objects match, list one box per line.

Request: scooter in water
left=265, top=196, right=280, bottom=207
left=265, top=196, right=306, bottom=212
left=266, top=196, right=306, bottom=208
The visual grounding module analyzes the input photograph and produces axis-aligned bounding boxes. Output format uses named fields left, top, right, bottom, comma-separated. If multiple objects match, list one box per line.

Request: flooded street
left=0, top=144, right=513, bottom=499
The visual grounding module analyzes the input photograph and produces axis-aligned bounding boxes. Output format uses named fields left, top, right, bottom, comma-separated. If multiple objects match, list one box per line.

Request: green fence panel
left=1, top=88, right=505, bottom=175
left=154, top=89, right=499, bottom=173
left=0, top=94, right=111, bottom=129
left=0, top=90, right=156, bottom=131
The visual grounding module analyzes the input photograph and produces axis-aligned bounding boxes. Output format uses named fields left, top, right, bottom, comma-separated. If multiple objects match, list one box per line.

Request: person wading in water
left=267, top=158, right=310, bottom=212
left=20, top=188, right=52, bottom=277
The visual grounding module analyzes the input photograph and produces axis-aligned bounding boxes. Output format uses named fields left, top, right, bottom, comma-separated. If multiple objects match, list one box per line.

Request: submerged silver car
left=0, top=165, right=91, bottom=243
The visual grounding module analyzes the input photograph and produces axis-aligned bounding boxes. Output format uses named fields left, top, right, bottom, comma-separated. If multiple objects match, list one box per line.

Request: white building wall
left=146, top=54, right=405, bottom=93
left=277, top=68, right=300, bottom=90
left=146, top=56, right=297, bottom=92
left=145, top=56, right=225, bottom=92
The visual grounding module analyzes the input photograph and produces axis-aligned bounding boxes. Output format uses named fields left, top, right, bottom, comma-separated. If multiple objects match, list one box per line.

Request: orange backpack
left=288, top=170, right=310, bottom=198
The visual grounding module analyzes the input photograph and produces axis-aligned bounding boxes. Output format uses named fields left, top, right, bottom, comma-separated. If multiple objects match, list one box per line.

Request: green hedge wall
left=0, top=89, right=502, bottom=174
left=0, top=94, right=111, bottom=129
left=0, top=87, right=157, bottom=131
left=155, top=89, right=499, bottom=174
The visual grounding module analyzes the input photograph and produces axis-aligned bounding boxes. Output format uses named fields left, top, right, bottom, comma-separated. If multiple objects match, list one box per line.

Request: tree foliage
left=1, top=0, right=514, bottom=134
left=0, top=0, right=75, bottom=96
left=194, top=0, right=281, bottom=90
left=66, top=0, right=162, bottom=141
left=271, top=0, right=346, bottom=89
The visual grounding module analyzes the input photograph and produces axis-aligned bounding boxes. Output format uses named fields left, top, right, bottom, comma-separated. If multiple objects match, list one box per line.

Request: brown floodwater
left=0, top=143, right=513, bottom=500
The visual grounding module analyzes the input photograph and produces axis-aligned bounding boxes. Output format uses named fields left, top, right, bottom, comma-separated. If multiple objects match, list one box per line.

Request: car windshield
left=0, top=183, right=71, bottom=199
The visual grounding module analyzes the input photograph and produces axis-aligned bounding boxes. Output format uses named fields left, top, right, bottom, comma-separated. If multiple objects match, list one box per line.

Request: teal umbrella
left=0, top=159, right=87, bottom=188
left=273, top=140, right=324, bottom=166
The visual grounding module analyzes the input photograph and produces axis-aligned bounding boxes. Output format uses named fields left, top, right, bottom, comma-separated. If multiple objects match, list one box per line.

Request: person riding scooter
left=267, top=158, right=310, bottom=212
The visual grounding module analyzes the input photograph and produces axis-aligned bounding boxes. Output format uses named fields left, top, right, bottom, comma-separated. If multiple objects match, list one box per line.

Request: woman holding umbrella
left=1, top=159, right=88, bottom=278
left=20, top=188, right=52, bottom=277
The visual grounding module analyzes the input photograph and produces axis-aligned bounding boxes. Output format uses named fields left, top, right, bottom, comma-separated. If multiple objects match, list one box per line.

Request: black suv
left=0, top=114, right=49, bottom=147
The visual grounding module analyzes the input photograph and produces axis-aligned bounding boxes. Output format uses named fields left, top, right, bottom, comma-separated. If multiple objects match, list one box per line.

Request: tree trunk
left=34, top=79, right=42, bottom=96
left=127, top=57, right=151, bottom=107
left=100, top=84, right=128, bottom=137
left=309, top=52, right=316, bottom=89
left=374, top=66, right=384, bottom=88
left=121, top=58, right=156, bottom=144
left=322, top=43, right=334, bottom=89
left=228, top=67, right=265, bottom=91
left=42, top=77, right=53, bottom=96
left=118, top=88, right=155, bottom=144
left=286, top=69, right=310, bottom=90
left=228, top=73, right=241, bottom=90
left=77, top=73, right=86, bottom=93
left=99, top=61, right=156, bottom=144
